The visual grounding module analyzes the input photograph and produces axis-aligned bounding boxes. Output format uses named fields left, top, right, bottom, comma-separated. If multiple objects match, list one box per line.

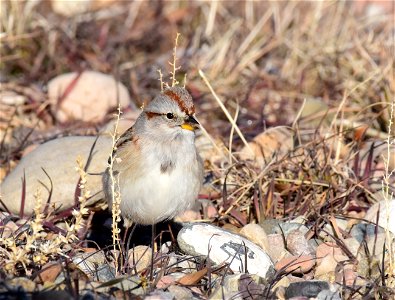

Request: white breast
left=119, top=134, right=201, bottom=225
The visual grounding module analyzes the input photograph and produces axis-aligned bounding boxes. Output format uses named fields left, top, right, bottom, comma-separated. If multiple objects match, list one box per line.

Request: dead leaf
left=37, top=263, right=62, bottom=283
left=177, top=267, right=208, bottom=286
left=354, top=124, right=369, bottom=142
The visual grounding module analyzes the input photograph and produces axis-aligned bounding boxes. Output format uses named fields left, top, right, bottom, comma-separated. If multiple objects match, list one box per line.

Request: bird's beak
left=181, top=115, right=199, bottom=131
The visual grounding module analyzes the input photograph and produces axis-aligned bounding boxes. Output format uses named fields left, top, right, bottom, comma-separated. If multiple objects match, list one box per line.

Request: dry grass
left=0, top=156, right=89, bottom=274
left=0, top=0, right=394, bottom=298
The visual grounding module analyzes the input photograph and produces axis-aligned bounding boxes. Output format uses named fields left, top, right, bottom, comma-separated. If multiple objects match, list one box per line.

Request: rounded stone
left=177, top=223, right=274, bottom=279
left=275, top=255, right=315, bottom=274
left=127, top=245, right=152, bottom=273
left=286, top=229, right=314, bottom=256
left=48, top=71, right=130, bottom=122
left=266, top=234, right=290, bottom=263
left=315, top=242, right=345, bottom=264
left=240, top=223, right=269, bottom=251
left=285, top=281, right=330, bottom=298
left=0, top=136, right=112, bottom=215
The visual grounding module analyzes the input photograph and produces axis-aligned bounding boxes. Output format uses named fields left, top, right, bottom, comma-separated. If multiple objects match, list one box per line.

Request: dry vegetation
left=0, top=1, right=394, bottom=299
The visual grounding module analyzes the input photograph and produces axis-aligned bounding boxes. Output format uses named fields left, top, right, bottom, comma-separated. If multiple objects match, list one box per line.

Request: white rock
left=48, top=71, right=130, bottom=122
left=0, top=136, right=112, bottom=215
left=0, top=91, right=26, bottom=105
left=177, top=223, right=274, bottom=279
left=51, top=0, right=92, bottom=16
left=364, top=199, right=395, bottom=234
left=51, top=0, right=116, bottom=17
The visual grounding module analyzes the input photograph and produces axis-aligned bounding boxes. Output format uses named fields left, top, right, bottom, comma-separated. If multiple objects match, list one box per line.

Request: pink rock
left=156, top=275, right=176, bottom=289
left=286, top=230, right=314, bottom=256
left=335, top=264, right=357, bottom=286
left=267, top=234, right=289, bottom=262
left=275, top=255, right=315, bottom=274
left=316, top=242, right=347, bottom=264
left=206, top=205, right=218, bottom=218
left=48, top=71, right=130, bottom=123
left=315, top=253, right=348, bottom=279
left=174, top=209, right=201, bottom=222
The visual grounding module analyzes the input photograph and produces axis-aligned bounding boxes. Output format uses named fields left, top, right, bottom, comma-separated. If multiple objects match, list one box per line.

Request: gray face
left=135, top=87, right=198, bottom=142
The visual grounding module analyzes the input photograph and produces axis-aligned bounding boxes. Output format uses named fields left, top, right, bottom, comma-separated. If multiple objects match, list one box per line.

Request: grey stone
left=323, top=218, right=349, bottom=237
left=210, top=274, right=263, bottom=300
left=260, top=220, right=309, bottom=237
left=316, top=289, right=341, bottom=300
left=343, top=237, right=361, bottom=257
left=285, top=281, right=330, bottom=298
left=308, top=238, right=322, bottom=252
left=73, top=251, right=115, bottom=282
left=356, top=232, right=393, bottom=278
left=350, top=223, right=385, bottom=243
left=92, top=276, right=146, bottom=295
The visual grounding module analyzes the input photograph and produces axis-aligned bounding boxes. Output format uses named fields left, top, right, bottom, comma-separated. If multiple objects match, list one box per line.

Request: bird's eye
left=166, top=113, right=174, bottom=119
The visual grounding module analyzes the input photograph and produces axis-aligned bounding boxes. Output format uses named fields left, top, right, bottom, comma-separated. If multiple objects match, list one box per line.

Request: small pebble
left=127, top=245, right=152, bottom=273
left=286, top=229, right=314, bottom=256
left=145, top=290, right=174, bottom=300
left=167, top=285, right=193, bottom=300
left=240, top=223, right=269, bottom=251
left=315, top=242, right=345, bottom=264
left=206, top=205, right=218, bottom=218
left=156, top=275, right=176, bottom=289
left=174, top=209, right=201, bottom=222
left=285, top=281, right=330, bottom=298
left=267, top=234, right=290, bottom=262
left=275, top=255, right=315, bottom=274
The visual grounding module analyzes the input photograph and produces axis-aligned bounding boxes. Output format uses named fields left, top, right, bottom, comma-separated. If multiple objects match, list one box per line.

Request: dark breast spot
left=160, top=160, right=175, bottom=174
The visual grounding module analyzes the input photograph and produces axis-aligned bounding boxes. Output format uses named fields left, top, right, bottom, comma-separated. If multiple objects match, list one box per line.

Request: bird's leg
left=125, top=223, right=137, bottom=273
left=168, top=222, right=176, bottom=244
left=122, top=219, right=133, bottom=243
left=150, top=223, right=156, bottom=283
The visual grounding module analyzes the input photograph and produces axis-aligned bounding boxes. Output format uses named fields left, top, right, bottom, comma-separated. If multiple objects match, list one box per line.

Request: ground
left=0, top=1, right=394, bottom=299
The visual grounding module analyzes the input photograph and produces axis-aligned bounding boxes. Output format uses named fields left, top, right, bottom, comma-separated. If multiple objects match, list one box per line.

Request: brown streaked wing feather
left=115, top=126, right=135, bottom=149
left=107, top=126, right=135, bottom=163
